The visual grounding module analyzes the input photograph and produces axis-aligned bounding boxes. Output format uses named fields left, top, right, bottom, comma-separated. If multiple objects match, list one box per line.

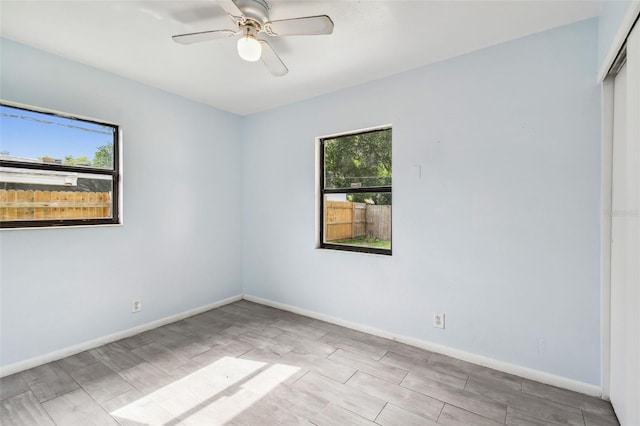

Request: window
left=320, top=127, right=392, bottom=255
left=0, top=102, right=120, bottom=228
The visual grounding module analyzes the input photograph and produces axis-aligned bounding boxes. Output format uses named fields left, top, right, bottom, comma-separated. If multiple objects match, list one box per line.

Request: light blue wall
left=598, top=0, right=632, bottom=69
left=1, top=18, right=604, bottom=386
left=0, top=39, right=244, bottom=368
left=242, top=19, right=602, bottom=385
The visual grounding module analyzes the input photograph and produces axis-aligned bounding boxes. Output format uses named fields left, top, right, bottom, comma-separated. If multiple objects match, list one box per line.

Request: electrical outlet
left=412, top=164, right=422, bottom=179
left=433, top=312, right=445, bottom=329
left=132, top=300, right=142, bottom=313
left=537, top=338, right=546, bottom=355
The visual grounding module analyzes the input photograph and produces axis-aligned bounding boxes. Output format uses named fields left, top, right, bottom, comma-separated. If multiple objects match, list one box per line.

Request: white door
left=609, top=23, right=639, bottom=426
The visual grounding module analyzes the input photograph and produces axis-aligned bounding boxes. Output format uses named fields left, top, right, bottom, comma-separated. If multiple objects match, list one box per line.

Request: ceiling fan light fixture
left=172, top=1, right=335, bottom=76
left=237, top=26, right=261, bottom=61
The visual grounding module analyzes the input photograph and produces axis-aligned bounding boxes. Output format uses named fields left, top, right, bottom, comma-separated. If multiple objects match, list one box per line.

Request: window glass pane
left=324, top=129, right=391, bottom=189
left=0, top=105, right=115, bottom=170
left=324, top=192, right=391, bottom=250
left=1, top=169, right=114, bottom=221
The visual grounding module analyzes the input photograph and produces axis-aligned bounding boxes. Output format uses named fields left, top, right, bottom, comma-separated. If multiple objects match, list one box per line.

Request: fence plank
left=0, top=190, right=6, bottom=220
left=325, top=200, right=368, bottom=241
left=325, top=200, right=352, bottom=241
left=354, top=204, right=366, bottom=237
left=366, top=204, right=391, bottom=240
left=0, top=190, right=111, bottom=221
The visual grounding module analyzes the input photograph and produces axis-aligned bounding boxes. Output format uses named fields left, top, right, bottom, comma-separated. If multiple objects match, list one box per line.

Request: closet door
left=609, top=23, right=639, bottom=426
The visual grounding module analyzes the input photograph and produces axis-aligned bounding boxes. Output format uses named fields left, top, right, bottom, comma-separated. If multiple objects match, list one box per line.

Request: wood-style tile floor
left=0, top=300, right=619, bottom=425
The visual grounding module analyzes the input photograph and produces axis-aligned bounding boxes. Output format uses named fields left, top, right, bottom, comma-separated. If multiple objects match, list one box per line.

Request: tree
left=63, top=155, right=90, bottom=166
left=324, top=129, right=392, bottom=205
left=92, top=143, right=113, bottom=168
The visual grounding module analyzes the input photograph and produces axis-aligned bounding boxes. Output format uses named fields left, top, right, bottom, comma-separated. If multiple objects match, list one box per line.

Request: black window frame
left=0, top=101, right=120, bottom=229
left=319, top=127, right=392, bottom=256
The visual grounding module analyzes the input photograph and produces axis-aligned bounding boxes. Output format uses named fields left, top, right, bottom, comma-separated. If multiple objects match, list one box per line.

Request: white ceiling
left=0, top=0, right=603, bottom=115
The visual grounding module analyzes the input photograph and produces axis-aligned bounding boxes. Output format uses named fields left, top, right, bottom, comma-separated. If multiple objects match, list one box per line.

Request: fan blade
left=259, top=40, right=288, bottom=76
left=172, top=29, right=238, bottom=45
left=264, top=15, right=334, bottom=36
left=218, top=0, right=244, bottom=18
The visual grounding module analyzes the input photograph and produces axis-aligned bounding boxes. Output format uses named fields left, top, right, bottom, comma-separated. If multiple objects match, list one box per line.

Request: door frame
left=599, top=3, right=640, bottom=400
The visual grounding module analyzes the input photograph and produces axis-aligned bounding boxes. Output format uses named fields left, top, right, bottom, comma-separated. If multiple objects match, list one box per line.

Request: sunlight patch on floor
left=110, top=356, right=299, bottom=425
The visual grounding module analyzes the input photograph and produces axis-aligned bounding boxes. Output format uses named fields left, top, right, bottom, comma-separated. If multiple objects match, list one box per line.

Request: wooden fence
left=0, top=189, right=111, bottom=221
left=324, top=201, right=366, bottom=241
left=325, top=200, right=391, bottom=242
left=365, top=204, right=391, bottom=240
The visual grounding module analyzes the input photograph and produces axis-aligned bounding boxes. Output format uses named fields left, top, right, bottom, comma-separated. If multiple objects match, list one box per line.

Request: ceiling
left=0, top=0, right=603, bottom=115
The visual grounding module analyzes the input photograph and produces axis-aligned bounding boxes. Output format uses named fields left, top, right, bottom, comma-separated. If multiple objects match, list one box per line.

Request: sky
left=0, top=105, right=114, bottom=164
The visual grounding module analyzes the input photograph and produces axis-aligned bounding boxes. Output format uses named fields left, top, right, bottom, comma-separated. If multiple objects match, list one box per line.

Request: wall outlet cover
left=433, top=312, right=445, bottom=329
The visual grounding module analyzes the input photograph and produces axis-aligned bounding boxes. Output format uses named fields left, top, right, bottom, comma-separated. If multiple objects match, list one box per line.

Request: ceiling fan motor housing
left=235, top=0, right=270, bottom=28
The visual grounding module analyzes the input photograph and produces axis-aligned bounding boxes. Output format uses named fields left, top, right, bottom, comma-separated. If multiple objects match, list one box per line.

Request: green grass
left=334, top=236, right=391, bottom=250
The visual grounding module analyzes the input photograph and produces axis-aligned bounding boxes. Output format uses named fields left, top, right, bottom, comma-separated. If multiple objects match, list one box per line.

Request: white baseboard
left=0, top=294, right=243, bottom=378
left=243, top=294, right=602, bottom=398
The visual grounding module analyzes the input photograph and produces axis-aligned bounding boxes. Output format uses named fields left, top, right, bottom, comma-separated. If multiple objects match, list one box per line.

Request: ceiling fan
left=172, top=0, right=334, bottom=77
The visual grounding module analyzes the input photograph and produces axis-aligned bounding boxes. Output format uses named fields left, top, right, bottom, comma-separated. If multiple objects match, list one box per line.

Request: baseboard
left=243, top=294, right=602, bottom=398
left=0, top=294, right=243, bottom=378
